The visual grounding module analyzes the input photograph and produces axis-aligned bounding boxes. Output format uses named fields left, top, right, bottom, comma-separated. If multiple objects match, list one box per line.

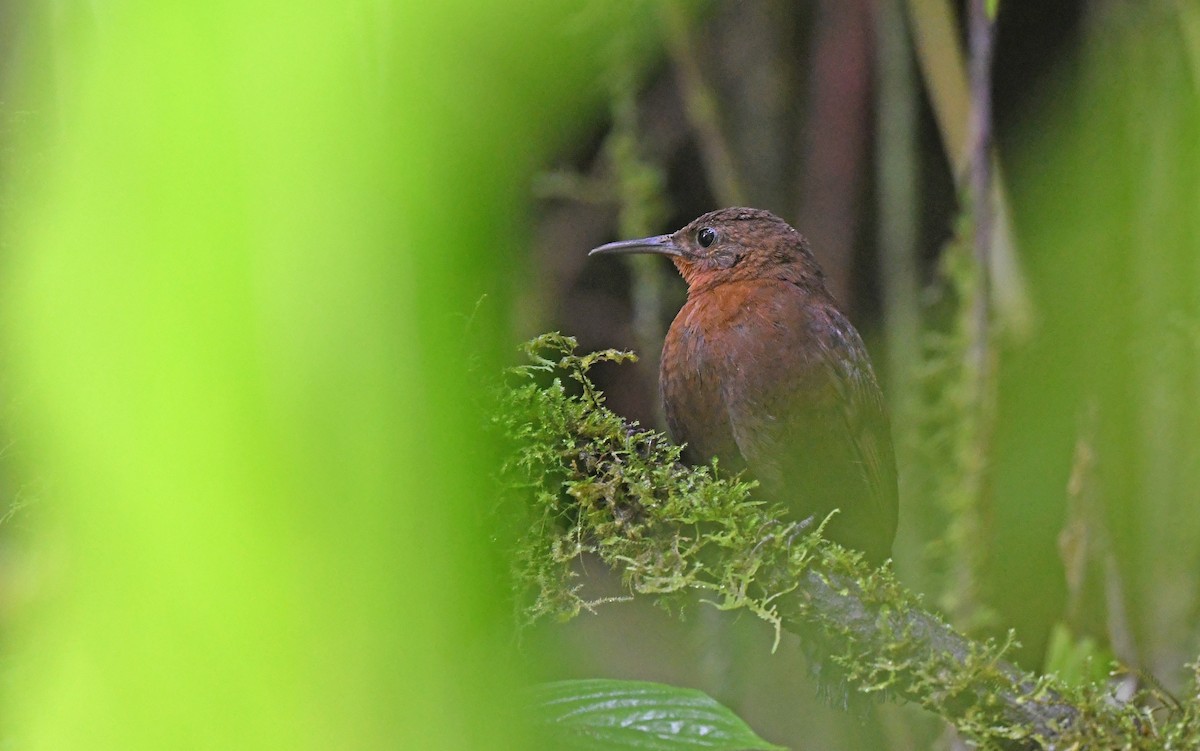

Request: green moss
left=495, top=332, right=1200, bottom=750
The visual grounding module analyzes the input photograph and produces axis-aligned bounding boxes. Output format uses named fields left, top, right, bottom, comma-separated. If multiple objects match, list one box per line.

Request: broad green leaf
left=528, top=679, right=786, bottom=750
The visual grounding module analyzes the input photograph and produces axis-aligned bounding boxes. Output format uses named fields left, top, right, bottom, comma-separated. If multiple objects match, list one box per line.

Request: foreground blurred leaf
left=528, top=679, right=786, bottom=751
left=1, top=2, right=663, bottom=749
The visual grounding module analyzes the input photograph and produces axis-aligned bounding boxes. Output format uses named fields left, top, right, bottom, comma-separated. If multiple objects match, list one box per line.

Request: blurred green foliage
left=0, top=2, right=661, bottom=748
left=1000, top=4, right=1200, bottom=678
left=1043, top=623, right=1113, bottom=688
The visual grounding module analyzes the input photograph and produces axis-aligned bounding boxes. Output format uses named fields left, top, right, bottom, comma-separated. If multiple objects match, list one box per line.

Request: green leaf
left=1043, top=623, right=1114, bottom=687
left=527, top=679, right=787, bottom=750
left=986, top=0, right=999, bottom=20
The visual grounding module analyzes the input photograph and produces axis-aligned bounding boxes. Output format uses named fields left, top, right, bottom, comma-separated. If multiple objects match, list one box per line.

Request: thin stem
left=605, top=44, right=668, bottom=421
left=874, top=0, right=921, bottom=433
left=967, top=0, right=995, bottom=375
left=660, top=0, right=746, bottom=207
left=905, top=0, right=1032, bottom=334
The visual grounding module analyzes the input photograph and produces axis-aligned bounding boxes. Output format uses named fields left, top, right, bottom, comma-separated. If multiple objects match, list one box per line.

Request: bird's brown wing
left=813, top=306, right=899, bottom=556
left=723, top=286, right=898, bottom=562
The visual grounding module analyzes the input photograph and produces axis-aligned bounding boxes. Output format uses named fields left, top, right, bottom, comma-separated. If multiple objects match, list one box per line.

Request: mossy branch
left=495, top=333, right=1200, bottom=750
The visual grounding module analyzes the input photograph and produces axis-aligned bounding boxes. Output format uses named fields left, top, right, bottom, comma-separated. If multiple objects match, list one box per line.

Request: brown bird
left=590, top=208, right=897, bottom=563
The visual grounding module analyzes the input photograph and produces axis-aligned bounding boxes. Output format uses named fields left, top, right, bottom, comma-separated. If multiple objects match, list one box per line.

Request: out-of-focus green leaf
left=528, top=679, right=786, bottom=751
left=1043, top=623, right=1113, bottom=688
left=1, top=2, right=665, bottom=750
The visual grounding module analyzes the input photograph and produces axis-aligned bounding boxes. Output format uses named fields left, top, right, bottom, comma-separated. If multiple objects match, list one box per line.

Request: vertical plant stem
left=659, top=1, right=746, bottom=207
left=874, top=0, right=921, bottom=462
left=905, top=0, right=968, bottom=153
left=606, top=43, right=668, bottom=418
left=967, top=0, right=995, bottom=376
left=905, top=0, right=1032, bottom=335
left=795, top=0, right=873, bottom=306
left=940, top=0, right=998, bottom=631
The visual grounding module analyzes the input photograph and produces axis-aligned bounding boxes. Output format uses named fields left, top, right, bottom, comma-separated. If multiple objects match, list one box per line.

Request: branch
left=497, top=334, right=1198, bottom=750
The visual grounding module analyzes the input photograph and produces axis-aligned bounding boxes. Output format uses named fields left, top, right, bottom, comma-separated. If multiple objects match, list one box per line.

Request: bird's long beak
left=588, top=233, right=684, bottom=258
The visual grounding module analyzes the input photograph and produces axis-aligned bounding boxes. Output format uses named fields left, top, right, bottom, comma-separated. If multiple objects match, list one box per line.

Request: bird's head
left=589, top=207, right=825, bottom=294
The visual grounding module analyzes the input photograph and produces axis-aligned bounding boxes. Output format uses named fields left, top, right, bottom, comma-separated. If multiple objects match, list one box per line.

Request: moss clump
left=495, top=332, right=1200, bottom=750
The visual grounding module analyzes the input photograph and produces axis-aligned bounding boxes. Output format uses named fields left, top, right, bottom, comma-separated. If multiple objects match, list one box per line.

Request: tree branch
left=498, top=333, right=1198, bottom=750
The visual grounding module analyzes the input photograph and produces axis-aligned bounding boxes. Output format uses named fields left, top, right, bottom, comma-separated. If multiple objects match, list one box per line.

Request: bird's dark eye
left=697, top=227, right=717, bottom=248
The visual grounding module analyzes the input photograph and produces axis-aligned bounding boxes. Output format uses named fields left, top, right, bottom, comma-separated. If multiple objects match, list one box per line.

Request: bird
left=589, top=207, right=897, bottom=564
